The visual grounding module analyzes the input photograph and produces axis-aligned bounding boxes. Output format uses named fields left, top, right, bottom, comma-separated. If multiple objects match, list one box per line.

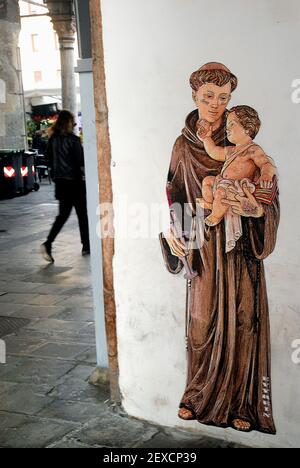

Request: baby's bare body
left=222, top=146, right=259, bottom=180
left=200, top=143, right=277, bottom=226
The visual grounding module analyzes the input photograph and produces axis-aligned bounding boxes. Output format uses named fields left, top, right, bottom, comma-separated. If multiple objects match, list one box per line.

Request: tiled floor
left=0, top=184, right=243, bottom=448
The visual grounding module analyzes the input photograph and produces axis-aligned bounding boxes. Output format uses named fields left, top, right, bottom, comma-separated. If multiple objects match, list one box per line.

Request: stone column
left=74, top=0, right=109, bottom=371
left=0, top=0, right=26, bottom=150
left=46, top=0, right=77, bottom=116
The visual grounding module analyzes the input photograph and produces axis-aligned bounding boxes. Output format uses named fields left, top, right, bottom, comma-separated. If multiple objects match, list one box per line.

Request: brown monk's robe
left=161, top=110, right=280, bottom=434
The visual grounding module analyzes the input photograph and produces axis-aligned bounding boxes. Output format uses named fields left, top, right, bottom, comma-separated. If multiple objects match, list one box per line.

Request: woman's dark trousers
left=47, top=180, right=90, bottom=248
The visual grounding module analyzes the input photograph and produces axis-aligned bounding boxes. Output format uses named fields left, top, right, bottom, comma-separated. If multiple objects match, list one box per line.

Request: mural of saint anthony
left=161, top=62, right=280, bottom=434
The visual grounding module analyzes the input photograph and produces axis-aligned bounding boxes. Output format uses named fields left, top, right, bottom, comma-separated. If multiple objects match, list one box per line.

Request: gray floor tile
left=0, top=411, right=76, bottom=448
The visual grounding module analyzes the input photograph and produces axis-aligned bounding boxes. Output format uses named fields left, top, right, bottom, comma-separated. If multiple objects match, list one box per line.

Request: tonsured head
left=190, top=62, right=238, bottom=123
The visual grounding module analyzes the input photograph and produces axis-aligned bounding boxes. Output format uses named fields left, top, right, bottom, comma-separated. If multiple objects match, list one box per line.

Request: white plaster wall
left=101, top=0, right=300, bottom=448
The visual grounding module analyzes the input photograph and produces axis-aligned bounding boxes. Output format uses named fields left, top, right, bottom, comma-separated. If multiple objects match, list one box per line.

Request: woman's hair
left=190, top=68, right=238, bottom=93
left=228, top=105, right=261, bottom=139
left=51, top=110, right=75, bottom=136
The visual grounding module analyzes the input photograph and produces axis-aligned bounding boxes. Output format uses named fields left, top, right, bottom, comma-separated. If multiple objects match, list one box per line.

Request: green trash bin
left=23, top=150, right=38, bottom=194
left=0, top=149, right=24, bottom=199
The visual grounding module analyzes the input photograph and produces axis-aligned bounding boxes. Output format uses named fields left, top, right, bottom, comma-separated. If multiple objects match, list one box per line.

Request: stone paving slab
left=21, top=319, right=94, bottom=338
left=0, top=280, right=50, bottom=293
left=50, top=306, right=95, bottom=322
left=136, top=426, right=242, bottom=449
left=29, top=342, right=90, bottom=360
left=37, top=400, right=103, bottom=424
left=0, top=303, right=69, bottom=319
left=12, top=328, right=95, bottom=346
left=49, top=439, right=95, bottom=448
left=0, top=381, right=17, bottom=396
left=68, top=407, right=159, bottom=449
left=0, top=383, right=54, bottom=415
left=0, top=356, right=77, bottom=386
left=48, top=365, right=109, bottom=403
left=0, top=292, right=69, bottom=306
left=75, top=347, right=97, bottom=365
left=0, top=411, right=77, bottom=449
left=4, top=335, right=46, bottom=356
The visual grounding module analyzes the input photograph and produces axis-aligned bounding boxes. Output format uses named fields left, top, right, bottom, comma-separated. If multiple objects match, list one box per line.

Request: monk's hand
left=196, top=119, right=212, bottom=141
left=221, top=185, right=264, bottom=218
left=257, top=173, right=274, bottom=189
left=164, top=228, right=187, bottom=258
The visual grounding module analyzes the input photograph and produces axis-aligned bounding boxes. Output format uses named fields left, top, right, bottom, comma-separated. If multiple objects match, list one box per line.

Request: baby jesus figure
left=197, top=105, right=277, bottom=252
left=197, top=105, right=277, bottom=251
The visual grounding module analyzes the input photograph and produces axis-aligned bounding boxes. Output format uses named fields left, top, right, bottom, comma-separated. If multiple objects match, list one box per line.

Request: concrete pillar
left=46, top=0, right=77, bottom=116
left=0, top=0, right=26, bottom=150
left=75, top=58, right=108, bottom=370
left=74, top=0, right=108, bottom=370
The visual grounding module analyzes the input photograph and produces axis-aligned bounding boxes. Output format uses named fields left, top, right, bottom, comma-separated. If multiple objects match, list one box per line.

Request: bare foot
left=232, top=419, right=251, bottom=432
left=178, top=408, right=194, bottom=420
left=196, top=198, right=213, bottom=210
left=205, top=214, right=222, bottom=227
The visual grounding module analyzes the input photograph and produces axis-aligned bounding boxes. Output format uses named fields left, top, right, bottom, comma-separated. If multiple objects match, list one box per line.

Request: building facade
left=0, top=0, right=26, bottom=149
left=19, top=0, right=80, bottom=115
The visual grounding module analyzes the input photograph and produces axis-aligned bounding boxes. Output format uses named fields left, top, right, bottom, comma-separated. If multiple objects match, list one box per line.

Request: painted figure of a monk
left=160, top=62, right=280, bottom=434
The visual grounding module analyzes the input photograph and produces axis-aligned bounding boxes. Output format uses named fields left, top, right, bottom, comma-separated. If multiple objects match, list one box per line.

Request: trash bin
left=0, top=150, right=24, bottom=199
left=23, top=150, right=39, bottom=193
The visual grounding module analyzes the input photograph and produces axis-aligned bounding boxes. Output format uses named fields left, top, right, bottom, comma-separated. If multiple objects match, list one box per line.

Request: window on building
left=31, top=34, right=39, bottom=52
left=28, top=3, right=37, bottom=14
left=34, top=71, right=42, bottom=83
left=28, top=0, right=43, bottom=14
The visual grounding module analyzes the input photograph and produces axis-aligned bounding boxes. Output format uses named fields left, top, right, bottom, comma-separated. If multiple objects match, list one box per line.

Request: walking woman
left=41, top=110, right=90, bottom=263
